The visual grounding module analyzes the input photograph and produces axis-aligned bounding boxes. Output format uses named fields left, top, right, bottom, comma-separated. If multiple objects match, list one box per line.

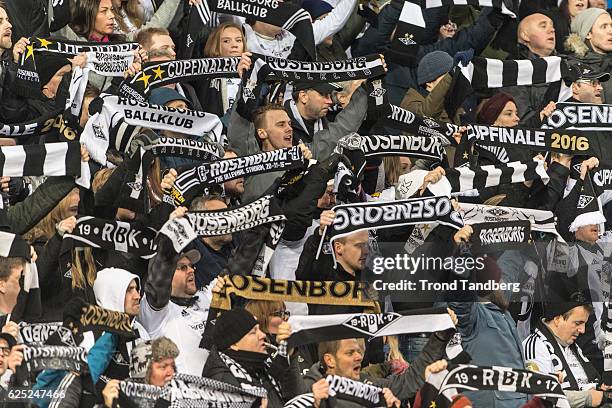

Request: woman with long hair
left=195, top=23, right=247, bottom=118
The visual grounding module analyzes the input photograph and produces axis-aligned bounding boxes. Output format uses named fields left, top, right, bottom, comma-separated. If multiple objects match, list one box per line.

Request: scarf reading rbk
left=81, top=94, right=224, bottom=165
left=24, top=345, right=88, bottom=374
left=119, top=57, right=240, bottom=100
left=287, top=309, right=455, bottom=348
left=62, top=216, right=157, bottom=259
left=192, top=0, right=315, bottom=60
left=15, top=37, right=138, bottom=96
left=171, top=146, right=305, bottom=206
left=420, top=364, right=570, bottom=408
left=318, top=196, right=464, bottom=263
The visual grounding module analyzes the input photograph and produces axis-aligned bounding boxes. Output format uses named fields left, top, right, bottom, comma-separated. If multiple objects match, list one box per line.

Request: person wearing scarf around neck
left=49, top=0, right=202, bottom=92
left=203, top=307, right=322, bottom=407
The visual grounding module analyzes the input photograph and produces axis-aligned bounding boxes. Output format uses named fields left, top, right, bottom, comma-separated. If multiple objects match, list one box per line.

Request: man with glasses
left=139, top=207, right=217, bottom=375
left=0, top=332, right=24, bottom=393
left=569, top=62, right=610, bottom=104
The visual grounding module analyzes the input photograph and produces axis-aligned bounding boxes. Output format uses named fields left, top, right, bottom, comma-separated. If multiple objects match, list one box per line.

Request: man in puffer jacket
left=565, top=8, right=612, bottom=103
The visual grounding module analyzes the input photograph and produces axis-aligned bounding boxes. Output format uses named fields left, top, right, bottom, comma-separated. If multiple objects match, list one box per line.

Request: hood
left=565, top=33, right=590, bottom=57
left=93, top=267, right=140, bottom=313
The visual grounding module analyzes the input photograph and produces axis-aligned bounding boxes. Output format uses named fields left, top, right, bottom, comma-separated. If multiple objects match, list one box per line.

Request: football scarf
left=191, top=0, right=315, bottom=60
left=15, top=38, right=138, bottom=96
left=286, top=308, right=455, bottom=348
left=420, top=364, right=570, bottom=408
left=158, top=217, right=198, bottom=254
left=376, top=104, right=458, bottom=141
left=119, top=57, right=240, bottom=100
left=62, top=216, right=158, bottom=259
left=0, top=230, right=31, bottom=259
left=544, top=102, right=612, bottom=131
left=156, top=373, right=267, bottom=408
left=210, top=275, right=377, bottom=312
left=446, top=56, right=569, bottom=116
left=568, top=173, right=605, bottom=232
left=443, top=159, right=549, bottom=193
left=284, top=393, right=316, bottom=408
left=81, top=94, right=224, bottom=165
left=0, top=142, right=81, bottom=177
left=171, top=146, right=305, bottom=206
left=145, top=136, right=223, bottom=162
left=524, top=322, right=599, bottom=391
left=325, top=375, right=385, bottom=408
left=19, top=322, right=75, bottom=346
left=337, top=133, right=444, bottom=162
left=470, top=221, right=531, bottom=254
left=459, top=203, right=564, bottom=243
left=98, top=376, right=161, bottom=408
left=24, top=345, right=88, bottom=374
left=68, top=50, right=135, bottom=116
left=187, top=194, right=286, bottom=236
left=63, top=298, right=136, bottom=339
left=465, top=124, right=601, bottom=157
left=318, top=196, right=464, bottom=263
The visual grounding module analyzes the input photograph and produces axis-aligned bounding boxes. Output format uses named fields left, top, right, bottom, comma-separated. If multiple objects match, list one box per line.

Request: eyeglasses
left=576, top=79, right=601, bottom=87
left=0, top=347, right=10, bottom=357
left=270, top=310, right=290, bottom=319
left=176, top=264, right=195, bottom=272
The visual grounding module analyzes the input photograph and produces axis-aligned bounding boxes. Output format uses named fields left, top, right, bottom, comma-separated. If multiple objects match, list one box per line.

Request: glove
left=485, top=7, right=507, bottom=29
left=454, top=49, right=474, bottom=67
left=7, top=178, right=29, bottom=205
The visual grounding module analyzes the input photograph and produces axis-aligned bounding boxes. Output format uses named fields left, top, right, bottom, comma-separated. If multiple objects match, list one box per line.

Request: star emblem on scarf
left=136, top=72, right=152, bottom=88
left=429, top=402, right=436, bottom=408
left=151, top=66, right=165, bottom=80
left=24, top=44, right=34, bottom=61
left=463, top=152, right=469, bottom=159
left=37, top=38, right=52, bottom=49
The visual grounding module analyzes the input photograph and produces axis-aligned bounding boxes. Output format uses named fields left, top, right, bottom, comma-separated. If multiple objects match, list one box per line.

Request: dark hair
left=71, top=0, right=125, bottom=40
left=318, top=339, right=364, bottom=371
left=0, top=257, right=25, bottom=281
left=543, top=304, right=594, bottom=322
left=559, top=0, right=571, bottom=22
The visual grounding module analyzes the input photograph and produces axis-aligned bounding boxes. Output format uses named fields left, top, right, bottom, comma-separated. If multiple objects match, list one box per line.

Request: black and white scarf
left=192, top=0, right=315, bottom=59
left=284, top=378, right=385, bottom=408
left=0, top=230, right=31, bottom=259
left=376, top=104, right=458, bottom=141
left=145, top=136, right=223, bottom=162
left=444, top=159, right=549, bottom=193
left=338, top=133, right=444, bottom=162
left=420, top=364, right=570, bottom=408
left=64, top=299, right=136, bottom=339
left=81, top=94, right=224, bottom=164
left=525, top=322, right=599, bottom=391
left=460, top=203, right=563, bottom=242
left=318, top=196, right=464, bottom=263
left=544, top=102, right=612, bottom=131
left=62, top=216, right=157, bottom=259
left=466, top=124, right=601, bottom=157
left=24, top=345, right=88, bottom=374
left=99, top=376, right=161, bottom=408
left=446, top=56, right=569, bottom=116
left=171, top=146, right=304, bottom=206
left=19, top=322, right=76, bottom=347
left=15, top=38, right=138, bottom=96
left=287, top=309, right=455, bottom=348
left=156, top=372, right=267, bottom=408
left=470, top=220, right=531, bottom=253
left=68, top=50, right=135, bottom=116
left=0, top=142, right=81, bottom=177
left=119, top=57, right=240, bottom=100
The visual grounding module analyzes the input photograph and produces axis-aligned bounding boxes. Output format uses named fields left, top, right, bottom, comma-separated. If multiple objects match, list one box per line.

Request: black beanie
left=213, top=308, right=258, bottom=351
left=37, top=53, right=71, bottom=89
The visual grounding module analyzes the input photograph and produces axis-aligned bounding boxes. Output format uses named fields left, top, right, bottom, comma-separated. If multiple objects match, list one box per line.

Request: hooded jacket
left=565, top=33, right=612, bottom=104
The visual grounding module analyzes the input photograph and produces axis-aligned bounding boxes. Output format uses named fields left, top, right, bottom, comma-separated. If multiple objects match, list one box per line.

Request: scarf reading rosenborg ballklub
left=191, top=0, right=315, bottom=60
left=15, top=37, right=138, bottom=97
left=80, top=94, right=224, bottom=165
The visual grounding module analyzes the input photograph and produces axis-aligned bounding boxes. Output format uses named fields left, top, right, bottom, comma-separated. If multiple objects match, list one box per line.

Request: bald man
left=517, top=13, right=556, bottom=57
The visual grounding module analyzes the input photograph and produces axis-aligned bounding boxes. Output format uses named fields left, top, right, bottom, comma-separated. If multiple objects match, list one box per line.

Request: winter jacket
left=565, top=33, right=612, bottom=104
left=301, top=332, right=448, bottom=403
left=190, top=238, right=234, bottom=288
left=354, top=5, right=500, bottom=105
left=447, top=267, right=528, bottom=408
left=316, top=2, right=365, bottom=62
left=202, top=347, right=304, bottom=407
left=503, top=45, right=558, bottom=126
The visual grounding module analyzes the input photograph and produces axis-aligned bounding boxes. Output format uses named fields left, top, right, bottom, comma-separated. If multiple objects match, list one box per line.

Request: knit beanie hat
left=476, top=92, right=515, bottom=126
left=417, top=51, right=454, bottom=85
left=571, top=8, right=608, bottom=41
left=130, top=337, right=179, bottom=381
left=213, top=308, right=258, bottom=351
left=37, top=53, right=71, bottom=89
left=301, top=0, right=333, bottom=19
